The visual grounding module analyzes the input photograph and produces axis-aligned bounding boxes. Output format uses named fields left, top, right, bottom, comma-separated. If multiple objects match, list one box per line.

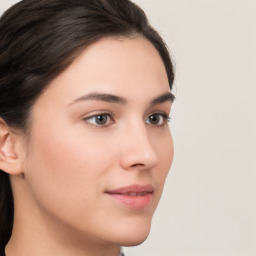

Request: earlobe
left=0, top=119, right=24, bottom=175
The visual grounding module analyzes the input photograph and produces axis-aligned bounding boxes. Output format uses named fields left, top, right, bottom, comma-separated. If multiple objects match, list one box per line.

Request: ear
left=0, top=118, right=24, bottom=175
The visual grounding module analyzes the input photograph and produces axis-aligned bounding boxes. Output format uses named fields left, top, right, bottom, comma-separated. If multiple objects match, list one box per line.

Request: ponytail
left=0, top=171, right=14, bottom=252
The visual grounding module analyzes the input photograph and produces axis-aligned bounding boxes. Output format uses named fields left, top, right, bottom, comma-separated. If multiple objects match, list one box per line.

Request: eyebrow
left=70, top=93, right=128, bottom=105
left=151, top=92, right=175, bottom=105
left=68, top=91, right=175, bottom=106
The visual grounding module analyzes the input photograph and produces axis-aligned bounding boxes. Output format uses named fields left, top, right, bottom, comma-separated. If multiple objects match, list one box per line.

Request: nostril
left=119, top=133, right=159, bottom=170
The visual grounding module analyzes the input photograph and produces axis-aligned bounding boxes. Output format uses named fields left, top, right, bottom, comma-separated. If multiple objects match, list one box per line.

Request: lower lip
left=106, top=193, right=152, bottom=209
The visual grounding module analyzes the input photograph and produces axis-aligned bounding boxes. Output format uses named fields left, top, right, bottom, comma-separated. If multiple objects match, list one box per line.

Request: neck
left=6, top=225, right=120, bottom=256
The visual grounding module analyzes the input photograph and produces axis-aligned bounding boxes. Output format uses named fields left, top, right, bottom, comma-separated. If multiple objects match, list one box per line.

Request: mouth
left=105, top=184, right=154, bottom=209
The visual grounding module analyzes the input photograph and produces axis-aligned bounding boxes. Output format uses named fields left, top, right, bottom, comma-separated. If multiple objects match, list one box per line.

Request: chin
left=120, top=234, right=149, bottom=247
left=113, top=219, right=152, bottom=247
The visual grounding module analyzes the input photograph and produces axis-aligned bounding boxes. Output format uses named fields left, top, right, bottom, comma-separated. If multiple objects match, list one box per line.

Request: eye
left=83, top=113, right=113, bottom=126
left=145, top=113, right=170, bottom=126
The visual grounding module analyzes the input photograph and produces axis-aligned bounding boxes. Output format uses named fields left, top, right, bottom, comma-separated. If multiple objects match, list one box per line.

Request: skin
left=3, top=36, right=174, bottom=256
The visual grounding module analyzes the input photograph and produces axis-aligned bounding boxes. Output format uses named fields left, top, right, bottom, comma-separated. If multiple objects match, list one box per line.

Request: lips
left=114, top=191, right=149, bottom=196
left=106, top=184, right=154, bottom=209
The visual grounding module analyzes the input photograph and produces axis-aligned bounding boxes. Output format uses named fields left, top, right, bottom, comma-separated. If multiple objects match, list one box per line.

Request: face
left=21, top=37, right=174, bottom=248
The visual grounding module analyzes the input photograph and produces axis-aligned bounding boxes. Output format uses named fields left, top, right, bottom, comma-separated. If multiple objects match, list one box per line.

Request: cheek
left=152, top=131, right=174, bottom=184
left=24, top=122, right=115, bottom=220
left=165, top=133, right=174, bottom=169
left=155, top=130, right=174, bottom=164
left=27, top=118, right=112, bottom=177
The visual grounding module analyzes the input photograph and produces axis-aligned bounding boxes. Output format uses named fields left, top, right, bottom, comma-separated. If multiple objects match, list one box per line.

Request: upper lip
left=106, top=184, right=154, bottom=195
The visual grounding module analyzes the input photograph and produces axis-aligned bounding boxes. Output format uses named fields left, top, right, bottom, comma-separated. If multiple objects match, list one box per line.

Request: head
left=0, top=0, right=175, bottom=253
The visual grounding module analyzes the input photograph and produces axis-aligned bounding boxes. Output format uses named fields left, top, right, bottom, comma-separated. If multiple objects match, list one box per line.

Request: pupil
left=96, top=115, right=107, bottom=124
left=150, top=115, right=159, bottom=124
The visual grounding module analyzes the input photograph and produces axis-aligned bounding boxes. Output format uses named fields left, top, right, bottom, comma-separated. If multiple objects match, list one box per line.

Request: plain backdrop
left=1, top=0, right=256, bottom=256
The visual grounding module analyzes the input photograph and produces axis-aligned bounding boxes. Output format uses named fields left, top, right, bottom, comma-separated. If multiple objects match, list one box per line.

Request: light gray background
left=1, top=0, right=255, bottom=255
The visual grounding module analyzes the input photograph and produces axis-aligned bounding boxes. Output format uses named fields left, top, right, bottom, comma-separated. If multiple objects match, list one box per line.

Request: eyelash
left=83, top=112, right=114, bottom=127
left=145, top=113, right=171, bottom=126
left=83, top=112, right=171, bottom=128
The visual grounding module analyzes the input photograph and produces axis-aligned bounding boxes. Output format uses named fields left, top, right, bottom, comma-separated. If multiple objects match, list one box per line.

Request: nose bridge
left=120, top=119, right=158, bottom=170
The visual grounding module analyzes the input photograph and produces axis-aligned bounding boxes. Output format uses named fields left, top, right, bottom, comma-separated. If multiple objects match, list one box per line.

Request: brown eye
left=145, top=113, right=169, bottom=126
left=94, top=115, right=108, bottom=125
left=148, top=114, right=160, bottom=124
left=84, top=113, right=113, bottom=126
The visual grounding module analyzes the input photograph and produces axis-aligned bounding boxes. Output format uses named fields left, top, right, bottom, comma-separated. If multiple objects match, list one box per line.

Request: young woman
left=0, top=0, right=175, bottom=255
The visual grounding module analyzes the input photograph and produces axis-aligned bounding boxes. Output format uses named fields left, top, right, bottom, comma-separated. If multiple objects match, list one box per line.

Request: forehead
left=36, top=36, right=170, bottom=107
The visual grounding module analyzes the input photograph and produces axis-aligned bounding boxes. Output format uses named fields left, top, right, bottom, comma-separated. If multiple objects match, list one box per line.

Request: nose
left=119, top=123, right=158, bottom=171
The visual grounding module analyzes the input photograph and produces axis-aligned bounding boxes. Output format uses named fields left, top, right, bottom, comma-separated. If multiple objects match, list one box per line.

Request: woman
left=0, top=0, right=175, bottom=255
